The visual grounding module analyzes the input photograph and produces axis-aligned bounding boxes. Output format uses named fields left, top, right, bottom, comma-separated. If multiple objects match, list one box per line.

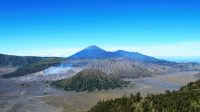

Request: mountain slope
left=114, top=50, right=175, bottom=65
left=84, top=59, right=153, bottom=78
left=51, top=69, right=129, bottom=92
left=2, top=57, right=65, bottom=78
left=0, top=53, right=44, bottom=67
left=89, top=79, right=200, bottom=112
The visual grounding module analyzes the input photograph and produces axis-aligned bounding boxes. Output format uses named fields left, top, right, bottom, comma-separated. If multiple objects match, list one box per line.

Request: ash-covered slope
left=51, top=69, right=129, bottom=92
left=64, top=58, right=179, bottom=78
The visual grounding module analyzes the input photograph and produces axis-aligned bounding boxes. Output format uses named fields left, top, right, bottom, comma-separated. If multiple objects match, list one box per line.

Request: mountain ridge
left=68, top=45, right=174, bottom=65
left=0, top=53, right=45, bottom=67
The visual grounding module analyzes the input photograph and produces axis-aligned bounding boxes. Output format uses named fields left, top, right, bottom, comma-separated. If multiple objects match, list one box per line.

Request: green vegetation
left=89, top=79, right=200, bottom=112
left=0, top=53, right=44, bottom=67
left=2, top=58, right=65, bottom=78
left=51, top=69, right=130, bottom=92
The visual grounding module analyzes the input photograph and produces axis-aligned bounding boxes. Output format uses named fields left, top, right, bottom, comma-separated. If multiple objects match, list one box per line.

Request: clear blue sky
left=0, top=0, right=200, bottom=57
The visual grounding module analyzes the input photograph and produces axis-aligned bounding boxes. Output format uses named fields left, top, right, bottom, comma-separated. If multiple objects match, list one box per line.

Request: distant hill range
left=1, top=45, right=200, bottom=78
left=0, top=54, right=44, bottom=67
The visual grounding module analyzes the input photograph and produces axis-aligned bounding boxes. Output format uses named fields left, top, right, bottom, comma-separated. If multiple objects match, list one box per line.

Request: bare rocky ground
left=0, top=78, right=65, bottom=112
left=0, top=67, right=17, bottom=76
left=0, top=71, right=199, bottom=112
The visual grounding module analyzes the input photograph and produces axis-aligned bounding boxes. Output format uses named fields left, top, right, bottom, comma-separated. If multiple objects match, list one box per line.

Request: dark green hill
left=51, top=69, right=129, bottom=92
left=89, top=79, right=200, bottom=112
left=2, top=57, right=65, bottom=78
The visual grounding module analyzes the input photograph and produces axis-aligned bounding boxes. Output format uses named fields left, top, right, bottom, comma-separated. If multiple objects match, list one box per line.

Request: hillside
left=0, top=53, right=44, bottom=67
left=89, top=79, right=200, bottom=112
left=2, top=58, right=65, bottom=78
left=85, top=59, right=154, bottom=78
left=51, top=69, right=130, bottom=92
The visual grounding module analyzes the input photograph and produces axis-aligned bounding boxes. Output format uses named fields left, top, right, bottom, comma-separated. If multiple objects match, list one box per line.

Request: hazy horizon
left=1, top=44, right=200, bottom=63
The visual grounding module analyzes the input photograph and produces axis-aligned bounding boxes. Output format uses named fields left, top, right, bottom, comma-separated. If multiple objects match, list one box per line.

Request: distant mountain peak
left=68, top=45, right=109, bottom=59
left=68, top=46, right=173, bottom=64
left=85, top=45, right=100, bottom=49
left=84, top=45, right=105, bottom=51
